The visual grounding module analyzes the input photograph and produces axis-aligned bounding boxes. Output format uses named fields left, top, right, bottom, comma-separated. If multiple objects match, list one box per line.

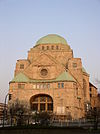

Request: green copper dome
left=36, top=34, right=68, bottom=45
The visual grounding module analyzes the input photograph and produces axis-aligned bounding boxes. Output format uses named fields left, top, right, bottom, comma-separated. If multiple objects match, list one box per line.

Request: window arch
left=30, top=94, right=53, bottom=112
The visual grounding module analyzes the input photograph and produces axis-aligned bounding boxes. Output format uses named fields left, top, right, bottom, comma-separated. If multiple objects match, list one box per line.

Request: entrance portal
left=30, top=94, right=53, bottom=112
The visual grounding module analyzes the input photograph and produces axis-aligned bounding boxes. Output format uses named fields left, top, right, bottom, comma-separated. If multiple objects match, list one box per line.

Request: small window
left=40, top=84, right=43, bottom=89
left=43, top=84, right=47, bottom=89
left=40, top=69, right=48, bottom=76
left=18, top=83, right=25, bottom=89
left=90, top=94, right=92, bottom=97
left=42, top=46, right=44, bottom=50
left=56, top=46, right=59, bottom=50
left=61, top=83, right=64, bottom=88
left=58, top=83, right=60, bottom=88
left=33, top=84, right=36, bottom=89
left=36, top=84, right=39, bottom=89
left=51, top=46, right=54, bottom=50
left=20, top=64, right=24, bottom=69
left=47, top=84, right=50, bottom=89
left=58, top=83, right=64, bottom=88
left=18, top=84, right=21, bottom=88
left=47, top=46, right=49, bottom=50
left=73, top=63, right=77, bottom=68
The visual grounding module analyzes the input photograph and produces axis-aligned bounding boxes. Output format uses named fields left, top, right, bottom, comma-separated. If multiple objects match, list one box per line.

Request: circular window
left=40, top=69, right=48, bottom=76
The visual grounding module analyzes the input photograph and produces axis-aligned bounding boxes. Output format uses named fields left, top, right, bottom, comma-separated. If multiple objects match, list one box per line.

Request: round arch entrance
left=30, top=94, right=53, bottom=112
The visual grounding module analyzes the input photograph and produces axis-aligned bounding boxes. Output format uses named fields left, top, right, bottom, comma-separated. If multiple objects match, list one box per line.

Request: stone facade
left=89, top=83, right=98, bottom=108
left=0, top=103, right=7, bottom=123
left=9, top=34, right=97, bottom=120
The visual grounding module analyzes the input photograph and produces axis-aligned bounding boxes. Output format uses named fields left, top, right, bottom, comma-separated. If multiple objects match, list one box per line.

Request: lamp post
left=3, top=93, right=11, bottom=127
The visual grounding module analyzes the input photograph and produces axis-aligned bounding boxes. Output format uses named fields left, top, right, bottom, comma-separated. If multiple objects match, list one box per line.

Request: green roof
left=55, top=71, right=76, bottom=82
left=11, top=71, right=75, bottom=83
left=30, top=71, right=75, bottom=82
left=11, top=73, right=30, bottom=82
left=35, top=34, right=68, bottom=46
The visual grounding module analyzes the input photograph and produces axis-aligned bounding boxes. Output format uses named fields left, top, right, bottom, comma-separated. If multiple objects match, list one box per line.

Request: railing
left=0, top=114, right=100, bottom=129
left=50, top=118, right=100, bottom=128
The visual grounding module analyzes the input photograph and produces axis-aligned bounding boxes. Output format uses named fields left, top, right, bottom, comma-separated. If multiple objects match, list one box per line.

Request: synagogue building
left=9, top=34, right=98, bottom=119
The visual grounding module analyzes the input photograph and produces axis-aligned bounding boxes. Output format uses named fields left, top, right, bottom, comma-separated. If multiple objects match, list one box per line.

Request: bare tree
left=95, top=78, right=100, bottom=93
left=33, top=111, right=51, bottom=126
left=8, top=99, right=29, bottom=126
left=86, top=107, right=100, bottom=129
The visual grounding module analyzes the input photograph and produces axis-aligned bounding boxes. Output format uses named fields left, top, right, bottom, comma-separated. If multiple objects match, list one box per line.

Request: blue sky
left=0, top=0, right=100, bottom=102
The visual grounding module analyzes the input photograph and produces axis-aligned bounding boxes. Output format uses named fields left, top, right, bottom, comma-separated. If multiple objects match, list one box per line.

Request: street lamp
left=3, top=93, right=12, bottom=127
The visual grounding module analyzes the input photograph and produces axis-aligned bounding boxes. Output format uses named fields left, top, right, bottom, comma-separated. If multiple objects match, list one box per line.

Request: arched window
left=30, top=94, right=53, bottom=112
left=40, top=69, right=48, bottom=76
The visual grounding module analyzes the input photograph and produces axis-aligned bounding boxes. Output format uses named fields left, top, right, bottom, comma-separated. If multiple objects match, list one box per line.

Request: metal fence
left=0, top=114, right=100, bottom=129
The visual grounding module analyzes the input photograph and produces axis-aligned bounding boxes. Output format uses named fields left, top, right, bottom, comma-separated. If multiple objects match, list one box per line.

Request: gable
left=31, top=53, right=58, bottom=66
left=23, top=53, right=64, bottom=79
